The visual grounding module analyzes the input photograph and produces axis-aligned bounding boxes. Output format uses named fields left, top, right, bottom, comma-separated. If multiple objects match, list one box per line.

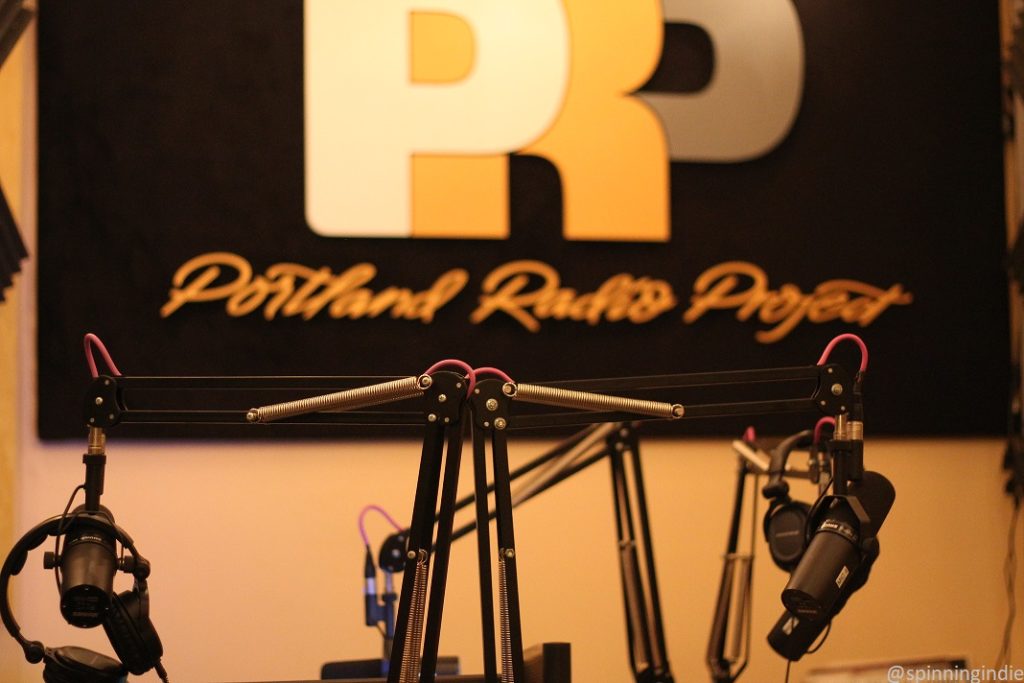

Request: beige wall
left=0, top=25, right=27, bottom=683
left=8, top=435, right=1022, bottom=683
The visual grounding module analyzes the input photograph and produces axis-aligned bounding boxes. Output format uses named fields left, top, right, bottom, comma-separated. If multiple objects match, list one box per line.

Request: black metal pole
left=387, top=421, right=445, bottom=683
left=625, top=428, right=673, bottom=682
left=420, top=416, right=467, bottom=683
left=707, top=456, right=750, bottom=683
left=491, top=426, right=526, bottom=683
left=472, top=422, right=499, bottom=683
left=610, top=443, right=653, bottom=680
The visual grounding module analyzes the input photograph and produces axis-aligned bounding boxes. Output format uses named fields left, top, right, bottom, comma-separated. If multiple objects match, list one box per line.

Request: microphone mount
left=707, top=435, right=830, bottom=683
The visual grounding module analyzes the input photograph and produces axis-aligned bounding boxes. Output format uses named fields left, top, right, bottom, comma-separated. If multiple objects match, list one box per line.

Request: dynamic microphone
left=768, top=542, right=879, bottom=660
left=57, top=507, right=118, bottom=628
left=766, top=611, right=828, bottom=661
left=780, top=471, right=894, bottom=622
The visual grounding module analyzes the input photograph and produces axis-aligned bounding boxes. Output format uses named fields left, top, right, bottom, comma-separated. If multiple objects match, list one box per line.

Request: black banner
left=37, top=1, right=1007, bottom=438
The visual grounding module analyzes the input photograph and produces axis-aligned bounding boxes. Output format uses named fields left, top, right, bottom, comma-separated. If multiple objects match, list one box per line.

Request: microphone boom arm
left=75, top=351, right=861, bottom=683
left=81, top=362, right=851, bottom=433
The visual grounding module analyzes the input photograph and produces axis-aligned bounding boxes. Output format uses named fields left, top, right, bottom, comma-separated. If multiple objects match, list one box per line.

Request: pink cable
left=742, top=426, right=756, bottom=443
left=357, top=504, right=404, bottom=547
left=473, top=366, right=514, bottom=384
left=423, top=359, right=477, bottom=393
left=813, top=416, right=836, bottom=445
left=83, top=333, right=122, bottom=378
left=816, top=333, right=869, bottom=372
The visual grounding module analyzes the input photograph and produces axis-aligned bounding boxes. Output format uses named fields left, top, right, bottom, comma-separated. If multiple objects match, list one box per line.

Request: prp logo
left=305, top=0, right=803, bottom=242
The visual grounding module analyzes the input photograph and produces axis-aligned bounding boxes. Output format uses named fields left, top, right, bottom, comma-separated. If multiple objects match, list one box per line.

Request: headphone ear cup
left=763, top=499, right=811, bottom=572
left=42, top=646, right=125, bottom=683
left=103, top=588, right=163, bottom=676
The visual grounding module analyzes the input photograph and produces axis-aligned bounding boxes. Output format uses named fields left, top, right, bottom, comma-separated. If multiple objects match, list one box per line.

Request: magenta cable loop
left=423, top=359, right=477, bottom=394
left=813, top=416, right=836, bottom=446
left=816, top=333, right=869, bottom=372
left=358, top=504, right=405, bottom=547
left=83, top=333, right=122, bottom=378
left=473, top=366, right=514, bottom=384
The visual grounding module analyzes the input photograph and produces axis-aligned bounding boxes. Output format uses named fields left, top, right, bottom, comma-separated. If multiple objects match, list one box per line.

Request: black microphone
left=781, top=471, right=894, bottom=622
left=768, top=541, right=879, bottom=660
left=58, top=508, right=118, bottom=628
left=766, top=611, right=827, bottom=661
left=364, top=546, right=379, bottom=627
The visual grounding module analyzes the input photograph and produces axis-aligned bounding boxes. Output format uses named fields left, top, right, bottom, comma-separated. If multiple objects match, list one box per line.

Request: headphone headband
left=761, top=429, right=815, bottom=572
left=762, top=429, right=813, bottom=500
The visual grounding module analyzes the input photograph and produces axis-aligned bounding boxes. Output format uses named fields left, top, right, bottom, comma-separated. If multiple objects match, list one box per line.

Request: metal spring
left=506, top=382, right=683, bottom=420
left=400, top=550, right=429, bottom=683
left=498, top=552, right=515, bottom=683
left=247, top=375, right=425, bottom=423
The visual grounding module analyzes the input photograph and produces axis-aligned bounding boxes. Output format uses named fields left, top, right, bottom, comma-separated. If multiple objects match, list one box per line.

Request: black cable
left=742, top=474, right=760, bottom=673
left=784, top=659, right=792, bottom=683
left=998, top=497, right=1021, bottom=667
left=809, top=474, right=834, bottom=513
left=807, top=621, right=832, bottom=654
left=52, top=484, right=85, bottom=593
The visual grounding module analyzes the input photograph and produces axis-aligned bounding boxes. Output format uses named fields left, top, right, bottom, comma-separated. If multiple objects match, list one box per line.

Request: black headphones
left=1, top=511, right=166, bottom=682
left=761, top=430, right=814, bottom=572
